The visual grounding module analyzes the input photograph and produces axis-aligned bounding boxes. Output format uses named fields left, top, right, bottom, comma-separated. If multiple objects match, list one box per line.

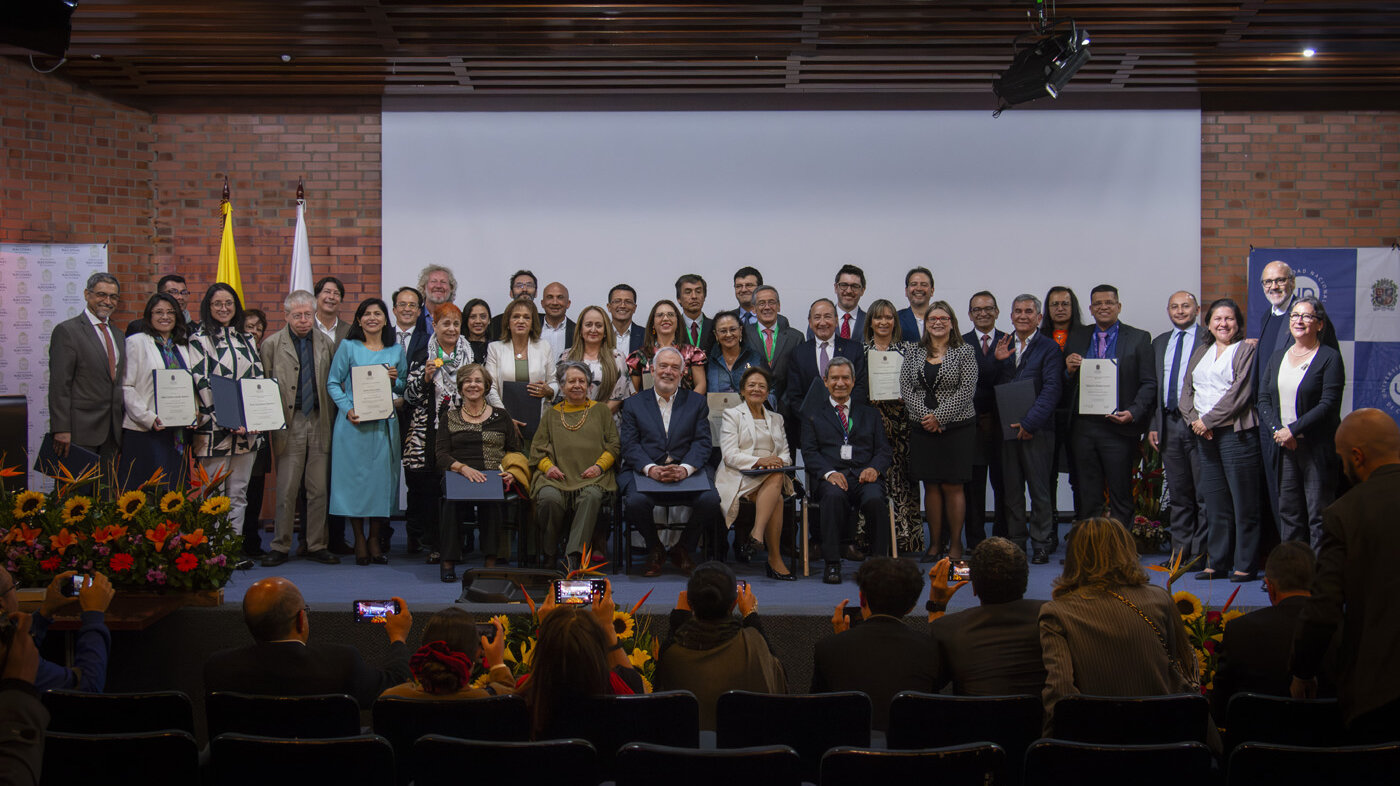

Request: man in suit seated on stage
left=203, top=577, right=412, bottom=708
left=619, top=346, right=723, bottom=578
left=812, top=557, right=937, bottom=730
left=925, top=539, right=1047, bottom=696
left=801, top=356, right=892, bottom=584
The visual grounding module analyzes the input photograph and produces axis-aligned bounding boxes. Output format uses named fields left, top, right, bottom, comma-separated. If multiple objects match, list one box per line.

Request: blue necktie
left=1166, top=330, right=1185, bottom=412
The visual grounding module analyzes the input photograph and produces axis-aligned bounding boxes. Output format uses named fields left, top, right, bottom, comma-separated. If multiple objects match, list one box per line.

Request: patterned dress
left=626, top=343, right=707, bottom=390
left=189, top=325, right=265, bottom=458
left=864, top=340, right=924, bottom=553
left=402, top=336, right=478, bottom=471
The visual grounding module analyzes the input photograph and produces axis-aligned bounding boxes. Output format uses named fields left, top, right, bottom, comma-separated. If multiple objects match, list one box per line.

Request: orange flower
left=0, top=464, right=22, bottom=478
left=3, top=524, right=42, bottom=546
left=180, top=529, right=208, bottom=549
left=140, top=466, right=168, bottom=489
left=49, top=528, right=80, bottom=555
left=46, top=461, right=101, bottom=498
left=145, top=522, right=177, bottom=552
left=92, top=524, right=129, bottom=544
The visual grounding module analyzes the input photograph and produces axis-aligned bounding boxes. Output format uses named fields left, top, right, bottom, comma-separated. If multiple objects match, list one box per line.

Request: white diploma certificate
left=351, top=364, right=394, bottom=422
left=867, top=350, right=903, bottom=401
left=1078, top=358, right=1119, bottom=415
left=707, top=392, right=741, bottom=440
left=239, top=378, right=286, bottom=432
left=153, top=369, right=197, bottom=426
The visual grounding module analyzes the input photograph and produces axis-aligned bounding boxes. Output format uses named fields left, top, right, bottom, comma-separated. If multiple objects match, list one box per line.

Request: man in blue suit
left=609, top=284, right=647, bottom=355
left=896, top=266, right=934, bottom=341
left=801, top=357, right=893, bottom=585
left=995, top=294, right=1064, bottom=564
left=963, top=291, right=1009, bottom=547
left=619, top=347, right=722, bottom=577
left=788, top=299, right=867, bottom=476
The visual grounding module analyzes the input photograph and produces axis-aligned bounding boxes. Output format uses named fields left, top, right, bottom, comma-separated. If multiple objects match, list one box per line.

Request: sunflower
left=116, top=490, right=147, bottom=520
left=61, top=496, right=93, bottom=525
left=1220, top=609, right=1244, bottom=628
left=12, top=491, right=45, bottom=518
left=159, top=491, right=185, bottom=514
left=1173, top=591, right=1204, bottom=624
left=200, top=496, right=231, bottom=516
left=470, top=671, right=496, bottom=690
left=612, top=610, right=635, bottom=639
left=627, top=646, right=651, bottom=670
left=489, top=614, right=510, bottom=640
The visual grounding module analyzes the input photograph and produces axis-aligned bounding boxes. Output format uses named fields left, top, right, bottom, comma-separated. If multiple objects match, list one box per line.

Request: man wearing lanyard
left=676, top=273, right=714, bottom=351
left=744, top=285, right=803, bottom=458
left=1148, top=291, right=1210, bottom=565
left=801, top=357, right=893, bottom=585
left=1063, top=284, right=1156, bottom=527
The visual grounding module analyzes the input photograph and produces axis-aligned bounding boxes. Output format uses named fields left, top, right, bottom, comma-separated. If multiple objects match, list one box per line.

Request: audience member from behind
left=1292, top=409, right=1400, bottom=741
left=811, top=557, right=937, bottom=730
left=654, top=562, right=787, bottom=729
left=203, top=577, right=411, bottom=708
left=1213, top=541, right=1333, bottom=718
left=522, top=579, right=643, bottom=739
left=0, top=609, right=46, bottom=786
left=382, top=608, right=514, bottom=700
left=1039, top=518, right=1198, bottom=731
left=0, top=568, right=113, bottom=692
left=926, top=538, right=1047, bottom=696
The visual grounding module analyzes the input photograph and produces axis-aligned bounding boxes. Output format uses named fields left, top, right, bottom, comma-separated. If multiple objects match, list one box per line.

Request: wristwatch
left=925, top=600, right=946, bottom=613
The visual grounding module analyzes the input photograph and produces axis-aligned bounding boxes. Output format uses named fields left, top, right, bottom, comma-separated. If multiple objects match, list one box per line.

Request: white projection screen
left=383, top=109, right=1200, bottom=336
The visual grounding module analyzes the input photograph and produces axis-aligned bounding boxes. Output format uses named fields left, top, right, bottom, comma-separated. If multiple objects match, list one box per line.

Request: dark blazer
left=679, top=312, right=714, bottom=353
left=996, top=334, right=1064, bottom=435
left=618, top=387, right=714, bottom=477
left=1213, top=596, right=1335, bottom=718
left=812, top=616, right=939, bottom=730
left=807, top=307, right=866, bottom=342
left=965, top=328, right=1009, bottom=416
left=48, top=313, right=126, bottom=447
left=742, top=321, right=803, bottom=397
left=929, top=598, right=1048, bottom=697
left=1149, top=325, right=1212, bottom=434
left=897, top=307, right=922, bottom=343
left=621, top=323, right=646, bottom=355
left=799, top=397, right=892, bottom=481
left=1293, top=463, right=1400, bottom=725
left=725, top=308, right=789, bottom=332
left=1257, top=344, right=1345, bottom=447
left=1254, top=292, right=1340, bottom=388
left=1064, top=321, right=1157, bottom=436
left=785, top=336, right=867, bottom=416
left=203, top=640, right=411, bottom=709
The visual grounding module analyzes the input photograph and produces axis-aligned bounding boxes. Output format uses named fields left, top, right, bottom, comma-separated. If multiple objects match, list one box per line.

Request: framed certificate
left=351, top=364, right=394, bottom=422
left=1078, top=358, right=1119, bottom=415
left=706, top=392, right=740, bottom=440
left=210, top=376, right=286, bottom=431
left=867, top=350, right=902, bottom=401
left=153, top=369, right=197, bottom=426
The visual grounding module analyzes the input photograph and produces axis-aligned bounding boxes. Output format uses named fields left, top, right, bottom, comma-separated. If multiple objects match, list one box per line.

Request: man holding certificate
left=1063, top=284, right=1157, bottom=527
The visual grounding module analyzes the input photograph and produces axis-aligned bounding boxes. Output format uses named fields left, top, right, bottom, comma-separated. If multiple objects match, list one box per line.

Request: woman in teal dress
left=327, top=297, right=408, bottom=565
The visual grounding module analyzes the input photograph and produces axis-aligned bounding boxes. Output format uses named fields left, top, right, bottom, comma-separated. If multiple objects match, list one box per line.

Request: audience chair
left=372, top=694, right=530, bottom=785
left=205, top=691, right=361, bottom=739
left=1227, top=741, right=1400, bottom=786
left=43, top=730, right=199, bottom=786
left=42, top=688, right=195, bottom=735
left=1053, top=693, right=1210, bottom=744
left=614, top=742, right=803, bottom=786
left=210, top=733, right=395, bottom=786
left=1023, top=739, right=1214, bottom=786
left=820, top=742, right=1006, bottom=786
left=1224, top=693, right=1343, bottom=751
left=798, top=470, right=897, bottom=576
left=546, top=690, right=701, bottom=777
left=887, top=692, right=1041, bottom=782
left=715, top=690, right=872, bottom=783
left=413, top=735, right=598, bottom=786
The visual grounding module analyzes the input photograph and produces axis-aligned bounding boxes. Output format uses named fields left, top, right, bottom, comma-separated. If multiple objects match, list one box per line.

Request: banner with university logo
left=1247, top=246, right=1400, bottom=420
left=0, top=243, right=110, bottom=489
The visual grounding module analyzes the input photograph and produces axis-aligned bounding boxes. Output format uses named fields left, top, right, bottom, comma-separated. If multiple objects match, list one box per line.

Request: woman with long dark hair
left=462, top=298, right=492, bottom=362
left=627, top=299, right=707, bottom=393
left=1040, top=285, right=1085, bottom=524
left=120, top=292, right=193, bottom=488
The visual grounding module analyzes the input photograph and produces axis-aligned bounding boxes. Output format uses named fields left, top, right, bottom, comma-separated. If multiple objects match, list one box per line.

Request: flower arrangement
left=0, top=458, right=242, bottom=593
left=1152, top=550, right=1241, bottom=694
left=1130, top=515, right=1170, bottom=553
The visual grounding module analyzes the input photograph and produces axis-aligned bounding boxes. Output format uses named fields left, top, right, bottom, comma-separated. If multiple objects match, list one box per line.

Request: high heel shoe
left=371, top=554, right=389, bottom=565
left=766, top=563, right=797, bottom=581
left=355, top=556, right=370, bottom=566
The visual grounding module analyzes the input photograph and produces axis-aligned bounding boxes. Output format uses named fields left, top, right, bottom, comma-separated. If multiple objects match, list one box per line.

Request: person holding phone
left=654, top=562, right=786, bottom=730
left=381, top=608, right=514, bottom=700
left=0, top=567, right=114, bottom=693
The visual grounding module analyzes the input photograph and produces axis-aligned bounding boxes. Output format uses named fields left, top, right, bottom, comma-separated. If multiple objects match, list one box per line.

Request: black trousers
left=404, top=467, right=441, bottom=549
left=817, top=473, right=890, bottom=563
left=964, top=412, right=1007, bottom=546
left=622, top=474, right=719, bottom=554
left=1070, top=416, right=1138, bottom=526
left=1160, top=411, right=1208, bottom=558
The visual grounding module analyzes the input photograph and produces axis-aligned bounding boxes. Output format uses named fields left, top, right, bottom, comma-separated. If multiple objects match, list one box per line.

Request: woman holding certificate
left=484, top=296, right=557, bottom=427
left=189, top=284, right=267, bottom=547
left=626, top=299, right=707, bottom=393
left=327, top=297, right=408, bottom=566
left=558, top=305, right=632, bottom=416
left=862, top=299, right=923, bottom=554
left=900, top=301, right=978, bottom=565
left=120, top=292, right=193, bottom=489
left=715, top=367, right=795, bottom=580
left=437, top=364, right=524, bottom=570
left=1179, top=298, right=1261, bottom=583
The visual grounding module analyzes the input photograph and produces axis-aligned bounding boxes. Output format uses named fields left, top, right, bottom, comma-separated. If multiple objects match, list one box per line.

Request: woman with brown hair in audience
left=381, top=608, right=514, bottom=699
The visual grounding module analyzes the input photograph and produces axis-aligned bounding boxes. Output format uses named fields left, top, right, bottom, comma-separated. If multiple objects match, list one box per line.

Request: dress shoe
left=919, top=549, right=939, bottom=564
left=823, top=562, right=843, bottom=585
left=734, top=541, right=752, bottom=564
left=643, top=550, right=666, bottom=578
left=766, top=563, right=797, bottom=581
left=425, top=551, right=441, bottom=565
left=233, top=559, right=255, bottom=571
left=355, top=556, right=371, bottom=566
left=260, top=550, right=289, bottom=568
left=1230, top=571, right=1259, bottom=583
left=671, top=546, right=696, bottom=576
left=307, top=549, right=341, bottom=565
left=841, top=544, right=866, bottom=562
left=440, top=563, right=458, bottom=583
left=295, top=542, right=308, bottom=557
left=371, top=554, right=389, bottom=565
left=329, top=543, right=356, bottom=556
left=1194, top=570, right=1227, bottom=580
left=1031, top=549, right=1050, bottom=565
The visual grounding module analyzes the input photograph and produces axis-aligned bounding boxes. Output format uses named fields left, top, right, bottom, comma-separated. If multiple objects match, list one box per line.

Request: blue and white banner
left=1248, top=247, right=1400, bottom=421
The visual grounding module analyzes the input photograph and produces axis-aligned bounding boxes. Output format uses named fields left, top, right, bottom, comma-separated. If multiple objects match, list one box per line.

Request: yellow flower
left=159, top=491, right=185, bottom=513
left=200, top=496, right=231, bottom=516
left=1173, top=591, right=1204, bottom=624
left=489, top=614, right=510, bottom=640
left=612, top=610, right=635, bottom=639
left=627, top=646, right=651, bottom=670
left=117, top=490, right=147, bottom=520
left=13, top=490, right=45, bottom=518
left=470, top=671, right=496, bottom=689
left=505, top=639, right=536, bottom=670
left=61, top=496, right=93, bottom=525
left=1221, top=609, right=1244, bottom=628
left=639, top=673, right=654, bottom=694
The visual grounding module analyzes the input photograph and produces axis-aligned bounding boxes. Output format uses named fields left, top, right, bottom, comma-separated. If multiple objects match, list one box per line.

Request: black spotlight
left=993, top=22, right=1092, bottom=115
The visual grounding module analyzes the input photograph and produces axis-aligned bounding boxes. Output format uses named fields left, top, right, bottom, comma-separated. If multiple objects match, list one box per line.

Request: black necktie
left=1166, top=330, right=1185, bottom=412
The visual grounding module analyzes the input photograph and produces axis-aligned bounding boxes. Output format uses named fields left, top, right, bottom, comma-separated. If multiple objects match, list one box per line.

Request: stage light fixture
left=993, top=21, right=1092, bottom=114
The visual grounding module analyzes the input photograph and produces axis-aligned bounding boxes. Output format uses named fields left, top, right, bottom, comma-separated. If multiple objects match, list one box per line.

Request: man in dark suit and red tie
left=963, top=291, right=1008, bottom=547
left=801, top=357, right=893, bottom=584
left=48, top=272, right=126, bottom=492
left=619, top=346, right=723, bottom=577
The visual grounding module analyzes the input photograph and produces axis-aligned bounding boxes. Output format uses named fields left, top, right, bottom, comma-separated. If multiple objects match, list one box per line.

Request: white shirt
left=974, top=329, right=995, bottom=355
left=85, top=308, right=122, bottom=364
left=1014, top=331, right=1035, bottom=366
left=823, top=394, right=853, bottom=479
left=683, top=315, right=704, bottom=345
left=614, top=322, right=635, bottom=355
left=813, top=337, right=834, bottom=370
left=837, top=308, right=859, bottom=338
left=1162, top=324, right=1198, bottom=407
left=541, top=318, right=569, bottom=360
left=1277, top=350, right=1313, bottom=426
left=643, top=389, right=696, bottom=478
left=316, top=316, right=342, bottom=343
left=1191, top=342, right=1239, bottom=417
left=395, top=324, right=416, bottom=352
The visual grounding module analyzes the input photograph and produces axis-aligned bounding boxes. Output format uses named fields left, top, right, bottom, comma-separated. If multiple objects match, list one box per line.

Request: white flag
left=289, top=201, right=314, bottom=294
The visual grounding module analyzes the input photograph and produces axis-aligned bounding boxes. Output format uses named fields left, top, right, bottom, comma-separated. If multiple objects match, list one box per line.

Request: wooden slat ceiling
left=11, top=1, right=1400, bottom=110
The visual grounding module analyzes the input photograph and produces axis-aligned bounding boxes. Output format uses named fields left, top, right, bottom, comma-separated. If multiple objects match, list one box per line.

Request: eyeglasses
left=927, top=316, right=952, bottom=324
left=1289, top=313, right=1318, bottom=323
left=1261, top=277, right=1292, bottom=287
left=87, top=291, right=119, bottom=301
left=835, top=283, right=864, bottom=291
left=969, top=306, right=997, bottom=315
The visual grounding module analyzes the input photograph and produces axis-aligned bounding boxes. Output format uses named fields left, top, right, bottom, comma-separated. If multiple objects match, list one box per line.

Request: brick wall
left=1201, top=110, right=1400, bottom=309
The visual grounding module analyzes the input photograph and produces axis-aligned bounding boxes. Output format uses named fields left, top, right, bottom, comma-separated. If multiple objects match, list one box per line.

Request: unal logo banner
left=0, top=243, right=109, bottom=489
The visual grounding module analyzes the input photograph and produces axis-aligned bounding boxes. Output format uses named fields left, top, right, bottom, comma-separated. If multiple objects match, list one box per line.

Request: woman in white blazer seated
left=716, top=367, right=796, bottom=580
left=119, top=292, right=194, bottom=488
left=484, top=295, right=558, bottom=429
